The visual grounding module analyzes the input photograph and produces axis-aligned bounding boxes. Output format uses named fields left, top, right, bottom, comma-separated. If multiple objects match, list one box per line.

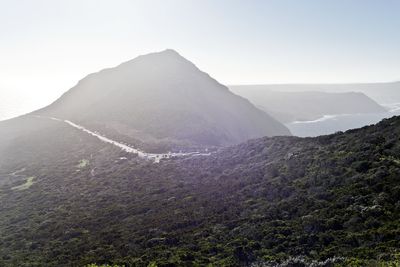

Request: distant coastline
left=0, top=92, right=50, bottom=121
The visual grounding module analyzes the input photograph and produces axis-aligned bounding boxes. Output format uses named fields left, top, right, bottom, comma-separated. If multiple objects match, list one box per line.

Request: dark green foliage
left=1, top=116, right=400, bottom=266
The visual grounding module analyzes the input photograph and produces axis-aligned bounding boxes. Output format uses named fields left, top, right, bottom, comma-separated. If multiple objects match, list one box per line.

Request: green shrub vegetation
left=77, top=159, right=90, bottom=168
left=0, top=116, right=400, bottom=266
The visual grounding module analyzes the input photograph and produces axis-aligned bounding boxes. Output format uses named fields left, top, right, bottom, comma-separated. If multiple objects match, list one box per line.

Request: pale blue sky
left=1, top=0, right=399, bottom=108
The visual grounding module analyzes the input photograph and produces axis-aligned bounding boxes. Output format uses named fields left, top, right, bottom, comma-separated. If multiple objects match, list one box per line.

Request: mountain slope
left=229, top=86, right=387, bottom=123
left=230, top=82, right=400, bottom=105
left=37, top=50, right=290, bottom=148
left=0, top=115, right=399, bottom=266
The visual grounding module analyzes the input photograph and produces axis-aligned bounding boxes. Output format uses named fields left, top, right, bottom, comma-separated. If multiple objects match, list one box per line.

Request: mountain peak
left=150, top=49, right=187, bottom=62
left=161, top=48, right=180, bottom=55
left=38, top=50, right=290, bottom=147
left=118, top=49, right=193, bottom=71
left=138, top=48, right=184, bottom=60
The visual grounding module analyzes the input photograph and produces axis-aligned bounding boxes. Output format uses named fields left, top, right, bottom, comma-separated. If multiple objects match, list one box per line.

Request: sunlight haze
left=2, top=1, right=400, bottom=265
left=1, top=0, right=400, bottom=119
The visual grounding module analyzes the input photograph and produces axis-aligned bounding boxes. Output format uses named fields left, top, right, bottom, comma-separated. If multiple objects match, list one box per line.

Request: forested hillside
left=0, top=115, right=399, bottom=266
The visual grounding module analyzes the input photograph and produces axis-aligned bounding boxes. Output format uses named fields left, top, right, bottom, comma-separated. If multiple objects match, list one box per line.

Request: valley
left=37, top=116, right=212, bottom=163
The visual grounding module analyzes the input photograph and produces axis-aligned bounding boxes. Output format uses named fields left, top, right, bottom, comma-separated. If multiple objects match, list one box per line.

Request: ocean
left=286, top=103, right=400, bottom=137
left=0, top=91, right=55, bottom=121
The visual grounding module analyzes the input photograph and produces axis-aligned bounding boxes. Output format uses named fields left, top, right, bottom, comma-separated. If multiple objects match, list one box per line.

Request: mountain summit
left=38, top=50, right=290, bottom=147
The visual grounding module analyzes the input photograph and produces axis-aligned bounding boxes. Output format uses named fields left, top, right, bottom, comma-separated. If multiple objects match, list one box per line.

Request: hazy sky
left=1, top=0, right=400, bottom=109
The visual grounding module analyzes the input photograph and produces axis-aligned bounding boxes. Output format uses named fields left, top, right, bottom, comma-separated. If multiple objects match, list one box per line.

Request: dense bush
left=0, top=116, right=400, bottom=266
